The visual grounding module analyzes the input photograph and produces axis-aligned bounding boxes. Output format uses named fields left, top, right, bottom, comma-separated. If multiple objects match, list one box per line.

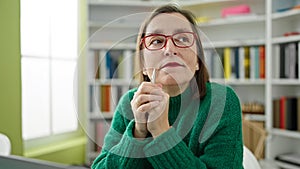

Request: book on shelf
left=280, top=97, right=286, bottom=129
left=221, top=4, right=251, bottom=18
left=273, top=44, right=280, bottom=79
left=100, top=85, right=111, bottom=113
left=224, top=47, right=238, bottom=79
left=95, top=50, right=134, bottom=80
left=94, top=50, right=100, bottom=79
left=242, top=102, right=265, bottom=115
left=95, top=121, right=111, bottom=152
left=88, top=49, right=135, bottom=115
left=95, top=85, right=135, bottom=115
left=273, top=99, right=281, bottom=129
left=286, top=98, right=298, bottom=131
left=277, top=42, right=299, bottom=79
left=204, top=48, right=224, bottom=79
left=259, top=46, right=265, bottom=79
left=275, top=153, right=300, bottom=167
left=88, top=49, right=133, bottom=79
left=204, top=49, right=213, bottom=78
left=107, top=50, right=120, bottom=79
left=234, top=47, right=239, bottom=79
left=273, top=96, right=300, bottom=131
left=122, top=50, right=134, bottom=80
left=276, top=3, right=300, bottom=13
left=88, top=50, right=100, bottom=80
left=117, top=54, right=125, bottom=79
left=239, top=46, right=245, bottom=79
left=89, top=85, right=96, bottom=113
left=250, top=46, right=256, bottom=79
left=224, top=47, right=231, bottom=79
left=99, top=85, right=125, bottom=114
left=243, top=114, right=265, bottom=122
left=298, top=98, right=300, bottom=131
left=244, top=46, right=250, bottom=79
left=214, top=48, right=224, bottom=79
left=100, top=50, right=107, bottom=80
left=207, top=46, right=265, bottom=80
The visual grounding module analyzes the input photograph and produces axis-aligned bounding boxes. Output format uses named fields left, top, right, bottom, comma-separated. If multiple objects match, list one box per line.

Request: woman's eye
left=150, top=39, right=163, bottom=45
left=178, top=37, right=189, bottom=42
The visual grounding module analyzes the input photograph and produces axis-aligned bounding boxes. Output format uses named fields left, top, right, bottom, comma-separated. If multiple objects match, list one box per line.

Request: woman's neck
left=163, top=82, right=189, bottom=97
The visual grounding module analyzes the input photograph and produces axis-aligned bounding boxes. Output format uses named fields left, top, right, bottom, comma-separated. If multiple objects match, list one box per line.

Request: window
left=21, top=0, right=79, bottom=140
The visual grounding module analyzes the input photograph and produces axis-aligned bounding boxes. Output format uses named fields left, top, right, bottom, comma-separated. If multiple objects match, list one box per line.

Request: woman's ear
left=142, top=68, right=148, bottom=75
left=196, top=64, right=199, bottom=70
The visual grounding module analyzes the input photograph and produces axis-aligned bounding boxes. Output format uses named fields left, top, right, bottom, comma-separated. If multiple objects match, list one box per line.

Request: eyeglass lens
left=144, top=32, right=194, bottom=50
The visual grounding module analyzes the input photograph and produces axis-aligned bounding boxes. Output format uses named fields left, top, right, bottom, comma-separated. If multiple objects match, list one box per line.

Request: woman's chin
left=159, top=77, right=190, bottom=86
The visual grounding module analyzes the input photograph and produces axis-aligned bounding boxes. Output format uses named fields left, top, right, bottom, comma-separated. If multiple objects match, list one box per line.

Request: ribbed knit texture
left=92, top=82, right=244, bottom=169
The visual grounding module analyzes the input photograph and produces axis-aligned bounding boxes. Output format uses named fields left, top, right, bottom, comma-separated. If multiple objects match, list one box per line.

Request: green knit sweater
left=92, top=82, right=244, bottom=169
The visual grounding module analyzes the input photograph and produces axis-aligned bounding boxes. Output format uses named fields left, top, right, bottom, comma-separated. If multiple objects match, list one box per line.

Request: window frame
left=20, top=0, right=82, bottom=148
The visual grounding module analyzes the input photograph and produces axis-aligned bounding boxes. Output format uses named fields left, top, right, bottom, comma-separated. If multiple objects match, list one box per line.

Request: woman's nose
left=164, top=38, right=177, bottom=56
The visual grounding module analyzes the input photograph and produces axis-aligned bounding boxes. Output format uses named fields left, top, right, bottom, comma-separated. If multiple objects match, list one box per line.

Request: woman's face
left=142, top=12, right=199, bottom=86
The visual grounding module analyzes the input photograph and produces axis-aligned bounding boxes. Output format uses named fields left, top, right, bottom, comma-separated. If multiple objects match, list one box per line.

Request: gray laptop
left=0, top=155, right=88, bottom=169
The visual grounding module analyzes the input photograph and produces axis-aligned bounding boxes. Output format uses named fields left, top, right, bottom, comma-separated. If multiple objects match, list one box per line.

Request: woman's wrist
left=151, top=126, right=172, bottom=139
left=133, top=126, right=148, bottom=140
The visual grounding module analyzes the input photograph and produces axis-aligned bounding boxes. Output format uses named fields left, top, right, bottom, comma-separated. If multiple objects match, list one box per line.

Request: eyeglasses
left=141, top=32, right=196, bottom=51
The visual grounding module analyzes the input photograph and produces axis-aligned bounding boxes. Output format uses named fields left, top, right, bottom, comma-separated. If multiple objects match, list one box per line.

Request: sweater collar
left=169, top=85, right=193, bottom=106
left=168, top=85, right=193, bottom=124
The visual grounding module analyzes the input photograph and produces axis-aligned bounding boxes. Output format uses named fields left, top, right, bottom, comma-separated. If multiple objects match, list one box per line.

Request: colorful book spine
left=298, top=98, right=300, bottom=131
left=239, top=47, right=245, bottom=80
left=95, top=121, right=111, bottom=152
left=100, top=50, right=107, bottom=79
left=277, top=43, right=299, bottom=79
left=123, top=50, right=133, bottom=80
left=244, top=46, right=250, bottom=79
left=285, top=98, right=297, bottom=131
left=224, top=47, right=231, bottom=79
left=259, top=46, right=265, bottom=79
left=101, top=85, right=111, bottom=112
left=206, top=45, right=267, bottom=80
left=273, top=99, right=280, bottom=128
left=234, top=47, right=239, bottom=79
left=250, top=46, right=256, bottom=79
left=275, top=96, right=300, bottom=131
left=279, top=97, right=286, bottom=129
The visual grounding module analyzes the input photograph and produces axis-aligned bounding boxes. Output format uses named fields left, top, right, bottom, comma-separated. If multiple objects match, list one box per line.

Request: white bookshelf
left=89, top=112, right=114, bottom=120
left=198, top=14, right=265, bottom=27
left=204, top=39, right=265, bottom=48
left=89, top=21, right=139, bottom=29
left=270, top=129, right=300, bottom=139
left=89, top=0, right=230, bottom=7
left=89, top=42, right=136, bottom=50
left=265, top=0, right=300, bottom=165
left=272, top=8, right=300, bottom=20
left=272, top=35, right=300, bottom=44
left=85, top=0, right=300, bottom=166
left=91, top=79, right=138, bottom=86
left=271, top=79, right=300, bottom=85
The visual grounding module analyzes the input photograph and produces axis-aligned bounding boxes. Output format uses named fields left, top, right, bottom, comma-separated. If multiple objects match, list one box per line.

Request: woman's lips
left=161, top=62, right=184, bottom=69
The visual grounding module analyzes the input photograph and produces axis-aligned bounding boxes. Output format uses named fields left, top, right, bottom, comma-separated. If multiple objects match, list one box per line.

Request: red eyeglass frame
left=140, top=32, right=197, bottom=51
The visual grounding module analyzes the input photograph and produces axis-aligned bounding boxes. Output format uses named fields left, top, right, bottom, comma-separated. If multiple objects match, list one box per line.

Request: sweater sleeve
left=144, top=85, right=243, bottom=169
left=91, top=90, right=151, bottom=169
left=144, top=127, right=207, bottom=168
left=199, top=86, right=244, bottom=169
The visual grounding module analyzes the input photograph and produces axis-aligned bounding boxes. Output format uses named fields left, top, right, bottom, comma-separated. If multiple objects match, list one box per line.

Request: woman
left=92, top=4, right=243, bottom=169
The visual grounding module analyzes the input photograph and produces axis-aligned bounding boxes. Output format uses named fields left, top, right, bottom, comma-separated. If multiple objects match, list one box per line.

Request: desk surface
left=0, top=155, right=88, bottom=169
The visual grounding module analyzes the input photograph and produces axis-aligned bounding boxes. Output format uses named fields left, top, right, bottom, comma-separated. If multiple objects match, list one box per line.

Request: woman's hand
left=131, top=82, right=170, bottom=139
